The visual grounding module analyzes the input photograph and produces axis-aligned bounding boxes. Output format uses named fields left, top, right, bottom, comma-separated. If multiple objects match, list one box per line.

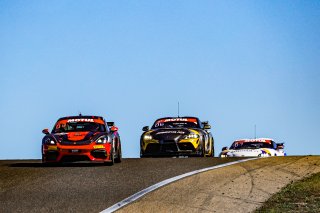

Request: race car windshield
left=230, top=142, right=273, bottom=150
left=53, top=122, right=105, bottom=133
left=152, top=121, right=199, bottom=129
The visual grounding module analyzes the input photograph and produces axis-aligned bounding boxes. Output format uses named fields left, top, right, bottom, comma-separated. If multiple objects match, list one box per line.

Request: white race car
left=219, top=138, right=286, bottom=157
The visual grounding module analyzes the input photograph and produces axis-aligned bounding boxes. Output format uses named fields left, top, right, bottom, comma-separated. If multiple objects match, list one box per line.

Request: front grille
left=161, top=143, right=178, bottom=152
left=163, top=140, right=176, bottom=143
left=146, top=141, right=179, bottom=153
left=178, top=143, right=196, bottom=151
left=60, top=155, right=91, bottom=162
left=91, top=150, right=107, bottom=159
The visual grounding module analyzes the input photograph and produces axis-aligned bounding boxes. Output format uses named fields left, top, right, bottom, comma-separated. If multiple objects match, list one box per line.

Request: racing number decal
left=154, top=122, right=164, bottom=128
left=234, top=142, right=243, bottom=148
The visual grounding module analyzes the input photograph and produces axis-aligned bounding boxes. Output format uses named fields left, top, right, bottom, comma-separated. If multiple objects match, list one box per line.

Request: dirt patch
left=117, top=156, right=320, bottom=213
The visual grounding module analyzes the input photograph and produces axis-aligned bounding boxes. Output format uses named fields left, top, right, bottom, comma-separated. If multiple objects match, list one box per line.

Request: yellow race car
left=140, top=117, right=214, bottom=157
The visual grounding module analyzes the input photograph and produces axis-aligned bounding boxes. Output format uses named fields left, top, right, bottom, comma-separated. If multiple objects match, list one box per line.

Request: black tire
left=115, top=145, right=122, bottom=163
left=42, top=161, right=58, bottom=167
left=203, top=135, right=208, bottom=157
left=211, top=146, right=215, bottom=157
left=209, top=139, right=215, bottom=157
left=200, top=139, right=206, bottom=157
left=105, top=149, right=115, bottom=166
left=140, top=147, right=145, bottom=158
left=42, top=156, right=58, bottom=166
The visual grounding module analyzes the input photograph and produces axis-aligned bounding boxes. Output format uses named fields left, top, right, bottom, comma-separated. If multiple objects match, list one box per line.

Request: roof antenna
left=178, top=102, right=180, bottom=118
left=254, top=124, right=256, bottom=139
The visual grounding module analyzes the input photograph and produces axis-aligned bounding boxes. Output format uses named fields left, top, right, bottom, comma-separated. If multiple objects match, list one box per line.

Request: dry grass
left=256, top=172, right=320, bottom=213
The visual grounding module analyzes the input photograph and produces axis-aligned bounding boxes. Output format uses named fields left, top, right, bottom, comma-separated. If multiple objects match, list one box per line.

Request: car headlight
left=44, top=137, right=56, bottom=145
left=96, top=136, right=108, bottom=144
left=184, top=133, right=199, bottom=139
left=143, top=134, right=152, bottom=140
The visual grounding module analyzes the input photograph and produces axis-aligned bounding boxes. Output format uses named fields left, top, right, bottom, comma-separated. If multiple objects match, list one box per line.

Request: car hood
left=52, top=131, right=99, bottom=142
left=149, top=128, right=191, bottom=140
left=222, top=149, right=264, bottom=157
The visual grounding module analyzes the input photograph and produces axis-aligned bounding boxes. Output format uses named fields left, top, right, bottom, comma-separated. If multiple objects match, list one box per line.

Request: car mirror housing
left=276, top=143, right=284, bottom=149
left=204, top=124, right=211, bottom=130
left=142, top=126, right=149, bottom=131
left=110, top=126, right=118, bottom=132
left=107, top=121, right=115, bottom=127
left=222, top=146, right=228, bottom=151
left=42, top=128, right=50, bottom=135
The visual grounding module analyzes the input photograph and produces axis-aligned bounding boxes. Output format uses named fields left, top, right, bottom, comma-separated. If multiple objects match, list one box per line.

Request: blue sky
left=1, top=0, right=319, bottom=159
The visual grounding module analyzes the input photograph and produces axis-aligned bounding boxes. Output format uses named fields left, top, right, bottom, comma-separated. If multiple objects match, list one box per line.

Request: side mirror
left=110, top=126, right=118, bottom=132
left=222, top=146, right=228, bottom=151
left=276, top=143, right=284, bottom=149
left=107, top=122, right=115, bottom=127
left=204, top=124, right=211, bottom=130
left=42, top=128, right=50, bottom=135
left=142, top=126, right=149, bottom=131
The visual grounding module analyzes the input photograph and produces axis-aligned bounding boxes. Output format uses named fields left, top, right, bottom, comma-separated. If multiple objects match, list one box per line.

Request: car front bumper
left=141, top=138, right=202, bottom=157
left=42, top=143, right=112, bottom=163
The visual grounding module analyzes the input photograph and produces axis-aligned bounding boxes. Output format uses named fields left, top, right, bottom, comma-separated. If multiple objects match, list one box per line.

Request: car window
left=152, top=118, right=200, bottom=129
left=231, top=142, right=273, bottom=149
left=53, top=122, right=105, bottom=133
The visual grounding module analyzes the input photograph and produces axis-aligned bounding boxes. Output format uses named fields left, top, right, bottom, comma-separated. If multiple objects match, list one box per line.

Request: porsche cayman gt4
left=42, top=115, right=122, bottom=165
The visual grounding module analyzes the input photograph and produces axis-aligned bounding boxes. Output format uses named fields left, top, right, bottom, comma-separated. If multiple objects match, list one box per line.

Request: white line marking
left=101, top=158, right=258, bottom=213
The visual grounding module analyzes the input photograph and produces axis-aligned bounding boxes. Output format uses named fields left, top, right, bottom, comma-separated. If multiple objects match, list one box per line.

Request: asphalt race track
left=0, top=158, right=240, bottom=212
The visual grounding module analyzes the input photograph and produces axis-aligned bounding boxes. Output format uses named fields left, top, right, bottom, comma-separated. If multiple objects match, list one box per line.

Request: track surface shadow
left=9, top=162, right=109, bottom=167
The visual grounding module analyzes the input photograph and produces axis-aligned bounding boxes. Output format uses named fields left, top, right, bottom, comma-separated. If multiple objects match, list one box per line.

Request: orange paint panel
left=67, top=131, right=89, bottom=141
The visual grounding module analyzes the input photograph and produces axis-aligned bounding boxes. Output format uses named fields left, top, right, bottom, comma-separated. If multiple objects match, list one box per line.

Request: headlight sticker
left=94, top=145, right=105, bottom=149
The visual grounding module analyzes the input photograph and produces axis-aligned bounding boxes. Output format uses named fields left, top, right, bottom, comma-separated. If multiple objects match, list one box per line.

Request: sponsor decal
left=241, top=139, right=271, bottom=143
left=94, top=145, right=105, bottom=149
left=54, top=133, right=68, bottom=136
left=67, top=118, right=94, bottom=123
left=261, top=148, right=272, bottom=155
left=232, top=149, right=259, bottom=152
left=156, top=118, right=198, bottom=124
left=47, top=146, right=58, bottom=151
left=156, top=131, right=185, bottom=135
left=164, top=118, right=188, bottom=122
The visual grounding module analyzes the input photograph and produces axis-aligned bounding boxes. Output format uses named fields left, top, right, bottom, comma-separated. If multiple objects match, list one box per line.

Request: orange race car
left=41, top=115, right=122, bottom=165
